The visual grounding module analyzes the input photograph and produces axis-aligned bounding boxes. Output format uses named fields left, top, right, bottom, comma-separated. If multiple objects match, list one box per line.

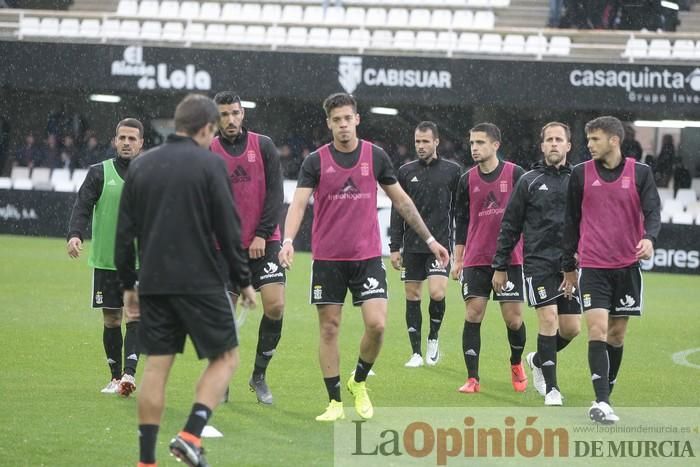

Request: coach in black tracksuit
left=492, top=122, right=581, bottom=406
left=389, top=121, right=462, bottom=367
left=114, top=95, right=255, bottom=467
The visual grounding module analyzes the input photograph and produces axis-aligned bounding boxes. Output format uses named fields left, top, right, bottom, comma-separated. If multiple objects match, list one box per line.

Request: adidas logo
left=430, top=318, right=441, bottom=323
left=231, top=165, right=251, bottom=183
left=262, top=349, right=276, bottom=357
left=107, top=358, right=116, bottom=364
left=592, top=179, right=602, bottom=187
left=411, top=176, right=419, bottom=182
left=407, top=326, right=417, bottom=333
left=538, top=184, right=549, bottom=191
left=473, top=186, right=481, bottom=193
left=482, top=191, right=500, bottom=210
left=195, top=410, right=209, bottom=419
left=126, top=353, right=138, bottom=361
left=340, top=177, right=360, bottom=194
left=591, top=373, right=601, bottom=381
left=107, top=179, right=117, bottom=186
left=465, top=349, right=478, bottom=357
left=325, top=165, right=336, bottom=173
left=542, top=360, right=555, bottom=367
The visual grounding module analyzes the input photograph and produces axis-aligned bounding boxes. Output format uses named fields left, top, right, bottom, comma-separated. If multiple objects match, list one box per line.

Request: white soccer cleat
left=426, top=339, right=440, bottom=366
left=589, top=401, right=619, bottom=424
left=100, top=378, right=120, bottom=394
left=404, top=353, right=424, bottom=368
left=526, top=352, right=546, bottom=396
left=544, top=388, right=563, bottom=406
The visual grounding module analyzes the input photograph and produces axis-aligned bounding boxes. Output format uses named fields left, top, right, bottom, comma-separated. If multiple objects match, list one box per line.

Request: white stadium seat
left=59, top=18, right=80, bottom=37
left=431, top=10, right=453, bottom=29
left=286, top=27, right=308, bottom=46
left=502, top=34, right=526, bottom=54
left=415, top=31, right=438, bottom=50
left=370, top=30, right=393, bottom=49
left=119, top=20, right=141, bottom=39
left=473, top=10, right=495, bottom=29
left=647, top=39, right=671, bottom=59
left=325, top=6, right=345, bottom=25
left=266, top=26, right=286, bottom=46
left=308, top=27, right=330, bottom=47
left=479, top=33, right=502, bottom=53
left=452, top=10, right=474, bottom=30
left=261, top=4, right=282, bottom=23
left=548, top=36, right=571, bottom=55
left=221, top=3, right=240, bottom=21
left=623, top=38, right=647, bottom=59
left=280, top=5, right=303, bottom=24
left=671, top=212, right=694, bottom=225
left=51, top=169, right=74, bottom=192
left=31, top=167, right=52, bottom=191
left=525, top=34, right=548, bottom=55
left=348, top=28, right=370, bottom=48
left=19, top=17, right=41, bottom=37
left=80, top=19, right=101, bottom=38
left=203, top=23, right=225, bottom=43
left=101, top=19, right=121, bottom=39
left=662, top=198, right=684, bottom=214
left=657, top=187, right=674, bottom=204
left=137, top=0, right=159, bottom=18
left=344, top=7, right=365, bottom=26
left=162, top=21, right=183, bottom=41
left=691, top=178, right=700, bottom=197
left=364, top=8, right=387, bottom=28
left=117, top=0, right=137, bottom=16
left=409, top=9, right=431, bottom=28
left=387, top=8, right=409, bottom=28
left=672, top=39, right=695, bottom=60
left=179, top=1, right=200, bottom=20
left=71, top=168, right=89, bottom=189
left=303, top=6, right=325, bottom=25
left=199, top=2, right=221, bottom=20
left=329, top=28, right=350, bottom=48
left=184, top=22, right=205, bottom=42
left=0, top=177, right=11, bottom=189
left=393, top=30, right=415, bottom=49
left=159, top=1, right=180, bottom=19
left=240, top=4, right=262, bottom=23
left=38, top=17, right=59, bottom=36
left=675, top=188, right=698, bottom=208
left=456, top=32, right=480, bottom=52
left=243, top=25, right=266, bottom=45
left=140, top=20, right=162, bottom=40
left=436, top=31, right=457, bottom=50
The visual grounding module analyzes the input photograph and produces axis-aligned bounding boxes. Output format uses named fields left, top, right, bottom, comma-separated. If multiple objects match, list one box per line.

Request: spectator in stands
left=655, top=134, right=675, bottom=187
left=59, top=134, right=78, bottom=170
left=392, top=143, right=412, bottom=168
left=548, top=0, right=566, bottom=27
left=14, top=132, right=43, bottom=168
left=43, top=133, right=61, bottom=168
left=621, top=124, right=643, bottom=161
left=673, top=160, right=691, bottom=195
left=78, top=132, right=104, bottom=168
left=279, top=143, right=301, bottom=180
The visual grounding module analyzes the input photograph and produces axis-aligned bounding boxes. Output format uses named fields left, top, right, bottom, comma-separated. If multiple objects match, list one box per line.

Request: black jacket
left=115, top=134, right=251, bottom=294
left=389, top=156, right=462, bottom=254
left=215, top=128, right=284, bottom=240
left=67, top=156, right=131, bottom=241
left=562, top=158, right=661, bottom=272
left=493, top=161, right=571, bottom=276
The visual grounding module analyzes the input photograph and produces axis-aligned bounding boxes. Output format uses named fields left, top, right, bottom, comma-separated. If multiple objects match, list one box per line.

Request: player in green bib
left=67, top=118, right=144, bottom=396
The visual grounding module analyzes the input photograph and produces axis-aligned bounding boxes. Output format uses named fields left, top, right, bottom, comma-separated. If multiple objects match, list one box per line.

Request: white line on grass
left=672, top=348, right=700, bottom=370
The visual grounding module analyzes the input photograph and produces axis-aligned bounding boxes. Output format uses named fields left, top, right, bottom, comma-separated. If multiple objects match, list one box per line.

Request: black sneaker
left=249, top=374, right=273, bottom=405
left=169, top=435, right=209, bottom=467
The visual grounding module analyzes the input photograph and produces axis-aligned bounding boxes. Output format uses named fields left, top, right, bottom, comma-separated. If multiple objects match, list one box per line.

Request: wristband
left=426, top=236, right=435, bottom=245
left=282, top=238, right=293, bottom=246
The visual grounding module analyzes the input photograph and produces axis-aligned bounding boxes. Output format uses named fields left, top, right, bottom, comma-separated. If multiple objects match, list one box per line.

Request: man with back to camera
left=451, top=122, right=528, bottom=394
left=492, top=122, right=581, bottom=406
left=389, top=121, right=462, bottom=368
left=67, top=118, right=144, bottom=397
left=279, top=93, right=449, bottom=421
left=562, top=116, right=660, bottom=424
left=115, top=94, right=256, bottom=467
left=210, top=91, right=285, bottom=405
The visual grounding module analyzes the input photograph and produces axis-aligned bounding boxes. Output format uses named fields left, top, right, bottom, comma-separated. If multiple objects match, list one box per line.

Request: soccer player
left=115, top=94, right=256, bottom=467
left=211, top=91, right=285, bottom=405
left=389, top=121, right=462, bottom=368
left=279, top=93, right=449, bottom=421
left=451, top=122, right=528, bottom=394
left=67, top=118, right=144, bottom=397
left=562, top=116, right=660, bottom=424
left=492, top=122, right=581, bottom=406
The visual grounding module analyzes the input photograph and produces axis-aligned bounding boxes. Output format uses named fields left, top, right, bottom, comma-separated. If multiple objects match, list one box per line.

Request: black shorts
left=92, top=268, right=123, bottom=309
left=139, top=291, right=238, bottom=359
left=578, top=266, right=643, bottom=316
left=400, top=252, right=449, bottom=282
left=524, top=272, right=581, bottom=314
left=311, top=257, right=388, bottom=306
left=461, top=265, right=524, bottom=302
left=218, top=241, right=286, bottom=292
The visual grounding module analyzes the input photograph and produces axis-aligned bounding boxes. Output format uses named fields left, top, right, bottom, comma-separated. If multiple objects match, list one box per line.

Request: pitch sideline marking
left=671, top=348, right=700, bottom=370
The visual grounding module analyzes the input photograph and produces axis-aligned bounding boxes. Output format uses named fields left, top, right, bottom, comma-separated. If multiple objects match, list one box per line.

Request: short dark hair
left=213, top=91, right=241, bottom=106
left=540, top=121, right=571, bottom=142
left=415, top=121, right=439, bottom=139
left=323, top=93, right=357, bottom=117
left=470, top=122, right=501, bottom=143
left=585, top=116, right=624, bottom=142
left=116, top=118, right=144, bottom=138
left=174, top=94, right=219, bottom=136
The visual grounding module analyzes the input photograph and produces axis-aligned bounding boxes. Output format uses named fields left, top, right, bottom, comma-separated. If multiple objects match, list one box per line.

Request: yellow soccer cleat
left=347, top=377, right=374, bottom=419
left=315, top=400, right=345, bottom=422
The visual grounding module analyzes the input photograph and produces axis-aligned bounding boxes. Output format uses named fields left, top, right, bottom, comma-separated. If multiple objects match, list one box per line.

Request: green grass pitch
left=1, top=235, right=699, bottom=466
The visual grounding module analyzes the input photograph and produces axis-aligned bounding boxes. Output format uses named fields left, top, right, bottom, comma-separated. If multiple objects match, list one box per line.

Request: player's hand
left=561, top=271, right=578, bottom=299
left=123, top=289, right=140, bottom=320
left=239, top=285, right=257, bottom=309
left=390, top=251, right=402, bottom=271
left=67, top=237, right=82, bottom=258
left=635, top=238, right=653, bottom=260
left=429, top=241, right=450, bottom=269
left=450, top=261, right=463, bottom=281
left=279, top=242, right=294, bottom=270
left=249, top=236, right=266, bottom=260
left=492, top=270, right=508, bottom=293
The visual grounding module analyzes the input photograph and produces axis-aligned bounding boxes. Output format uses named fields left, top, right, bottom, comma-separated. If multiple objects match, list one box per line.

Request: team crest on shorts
left=583, top=293, right=591, bottom=308
left=95, top=291, right=103, bottom=305
left=537, top=286, right=547, bottom=300
left=313, top=285, right=323, bottom=300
